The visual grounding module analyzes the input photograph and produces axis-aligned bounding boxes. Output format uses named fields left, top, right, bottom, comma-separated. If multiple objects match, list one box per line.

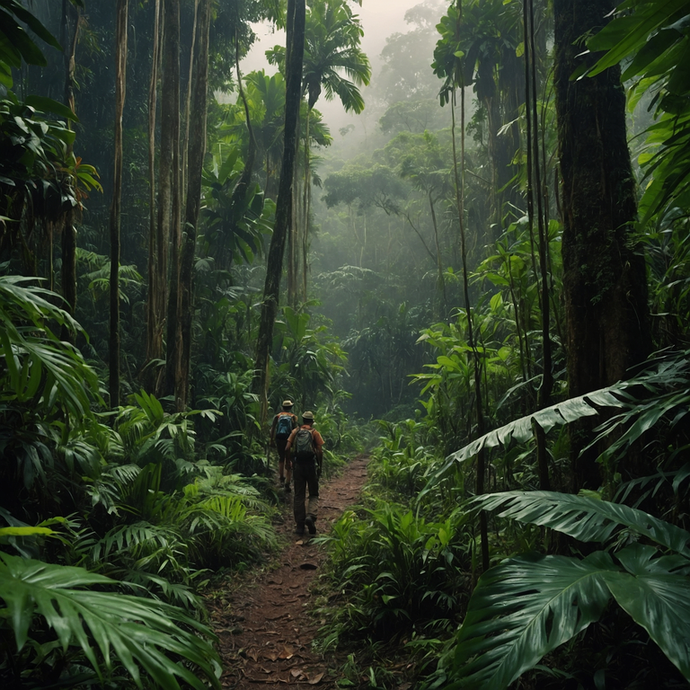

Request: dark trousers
left=292, top=460, right=319, bottom=527
left=276, top=439, right=291, bottom=480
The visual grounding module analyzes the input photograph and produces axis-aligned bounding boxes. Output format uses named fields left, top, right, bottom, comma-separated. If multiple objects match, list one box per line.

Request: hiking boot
left=294, top=525, right=305, bottom=536
left=305, top=515, right=316, bottom=535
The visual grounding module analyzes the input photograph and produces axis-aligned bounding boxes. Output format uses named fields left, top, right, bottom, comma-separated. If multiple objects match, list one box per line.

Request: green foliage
left=267, top=0, right=371, bottom=113
left=368, top=419, right=438, bottom=500
left=0, top=276, right=102, bottom=518
left=586, top=0, right=690, bottom=220
left=271, top=306, right=348, bottom=411
left=0, top=553, right=221, bottom=689
left=318, top=502, right=470, bottom=644
left=0, top=275, right=99, bottom=418
left=429, top=492, right=690, bottom=689
left=201, top=146, right=274, bottom=267
left=0, top=0, right=62, bottom=88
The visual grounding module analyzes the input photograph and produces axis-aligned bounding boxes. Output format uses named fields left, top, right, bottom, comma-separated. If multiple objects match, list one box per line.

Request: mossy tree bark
left=554, top=0, right=650, bottom=491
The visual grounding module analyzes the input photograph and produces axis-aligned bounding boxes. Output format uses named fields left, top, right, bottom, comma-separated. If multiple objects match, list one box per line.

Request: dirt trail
left=208, top=455, right=369, bottom=689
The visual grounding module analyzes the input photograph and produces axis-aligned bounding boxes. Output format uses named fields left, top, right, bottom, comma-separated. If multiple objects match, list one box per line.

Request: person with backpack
left=285, top=411, right=324, bottom=536
left=270, top=400, right=298, bottom=492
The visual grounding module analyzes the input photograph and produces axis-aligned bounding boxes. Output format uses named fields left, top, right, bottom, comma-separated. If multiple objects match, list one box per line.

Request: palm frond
left=472, top=491, right=690, bottom=557
left=91, top=521, right=185, bottom=562
left=425, top=350, right=690, bottom=492
left=0, top=553, right=221, bottom=689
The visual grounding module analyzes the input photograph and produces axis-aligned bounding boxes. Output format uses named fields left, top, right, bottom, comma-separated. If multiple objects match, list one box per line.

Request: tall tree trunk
left=109, top=0, right=128, bottom=408
left=177, top=0, right=212, bottom=411
left=253, top=0, right=305, bottom=423
left=451, top=84, right=489, bottom=574
left=524, top=0, right=551, bottom=490
left=232, top=36, right=257, bottom=219
left=146, top=0, right=162, bottom=388
left=60, top=0, right=80, bottom=342
left=554, top=0, right=650, bottom=491
left=301, top=110, right=311, bottom=303
left=161, top=0, right=181, bottom=400
left=428, top=190, right=447, bottom=318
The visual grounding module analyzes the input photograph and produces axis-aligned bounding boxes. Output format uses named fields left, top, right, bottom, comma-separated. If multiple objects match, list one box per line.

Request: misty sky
left=242, top=0, right=429, bottom=126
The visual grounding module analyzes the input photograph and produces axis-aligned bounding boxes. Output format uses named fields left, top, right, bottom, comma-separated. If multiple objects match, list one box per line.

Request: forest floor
left=206, top=455, right=370, bottom=689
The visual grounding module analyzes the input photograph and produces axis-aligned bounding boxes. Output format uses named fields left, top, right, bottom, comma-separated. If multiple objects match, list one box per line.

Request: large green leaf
left=0, top=553, right=221, bottom=689
left=423, top=382, right=630, bottom=491
left=446, top=551, right=616, bottom=690
left=471, top=491, right=690, bottom=557
left=586, top=0, right=690, bottom=75
left=604, top=543, right=690, bottom=681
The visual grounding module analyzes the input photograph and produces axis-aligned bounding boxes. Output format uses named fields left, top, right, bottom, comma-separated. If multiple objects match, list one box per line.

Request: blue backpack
left=275, top=414, right=294, bottom=440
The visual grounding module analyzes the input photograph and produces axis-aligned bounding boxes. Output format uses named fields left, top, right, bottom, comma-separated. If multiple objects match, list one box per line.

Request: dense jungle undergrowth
left=2, top=0, right=690, bottom=689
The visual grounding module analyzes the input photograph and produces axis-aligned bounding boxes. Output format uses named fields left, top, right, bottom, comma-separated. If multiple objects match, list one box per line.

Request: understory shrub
left=316, top=501, right=471, bottom=646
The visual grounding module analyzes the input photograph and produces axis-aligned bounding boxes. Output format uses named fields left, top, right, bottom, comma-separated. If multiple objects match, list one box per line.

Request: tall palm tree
left=301, top=0, right=370, bottom=113
left=253, top=0, right=306, bottom=422
left=298, top=0, right=370, bottom=302
left=268, top=0, right=371, bottom=304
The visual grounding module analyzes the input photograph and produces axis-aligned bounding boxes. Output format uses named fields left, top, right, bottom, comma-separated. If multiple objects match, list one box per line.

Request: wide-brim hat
left=282, top=400, right=294, bottom=407
left=302, top=410, right=314, bottom=420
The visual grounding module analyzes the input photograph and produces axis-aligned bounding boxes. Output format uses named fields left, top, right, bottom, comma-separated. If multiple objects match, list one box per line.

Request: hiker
left=270, top=400, right=298, bottom=492
left=285, top=411, right=324, bottom=536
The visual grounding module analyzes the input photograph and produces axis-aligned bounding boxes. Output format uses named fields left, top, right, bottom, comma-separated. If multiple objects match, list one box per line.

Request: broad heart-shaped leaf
left=471, top=491, right=690, bottom=557
left=0, top=554, right=221, bottom=690
left=604, top=544, right=690, bottom=681
left=446, top=552, right=616, bottom=690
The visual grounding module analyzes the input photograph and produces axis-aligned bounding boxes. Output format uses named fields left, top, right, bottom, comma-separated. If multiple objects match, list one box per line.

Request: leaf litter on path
left=207, top=455, right=369, bottom=688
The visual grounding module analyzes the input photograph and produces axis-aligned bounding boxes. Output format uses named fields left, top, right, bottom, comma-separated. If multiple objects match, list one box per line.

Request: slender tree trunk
left=253, top=0, right=305, bottom=422
left=554, top=0, right=650, bottom=491
left=301, top=110, right=311, bottom=303
left=451, top=86, right=489, bottom=574
left=524, top=0, right=551, bottom=490
left=162, top=0, right=182, bottom=400
left=181, top=0, right=200, bottom=213
left=177, top=0, right=211, bottom=411
left=428, top=190, right=446, bottom=318
left=234, top=37, right=258, bottom=203
left=109, top=0, right=128, bottom=408
left=146, top=0, right=162, bottom=386
left=60, top=0, right=79, bottom=341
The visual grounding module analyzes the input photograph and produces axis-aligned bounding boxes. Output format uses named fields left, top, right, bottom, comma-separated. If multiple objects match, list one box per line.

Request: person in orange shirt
left=285, top=411, right=324, bottom=536
left=270, top=400, right=298, bottom=492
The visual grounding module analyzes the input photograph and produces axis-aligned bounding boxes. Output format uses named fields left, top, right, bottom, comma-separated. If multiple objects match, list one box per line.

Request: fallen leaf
left=291, top=668, right=304, bottom=679
left=308, top=672, right=325, bottom=684
left=279, top=645, right=294, bottom=660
